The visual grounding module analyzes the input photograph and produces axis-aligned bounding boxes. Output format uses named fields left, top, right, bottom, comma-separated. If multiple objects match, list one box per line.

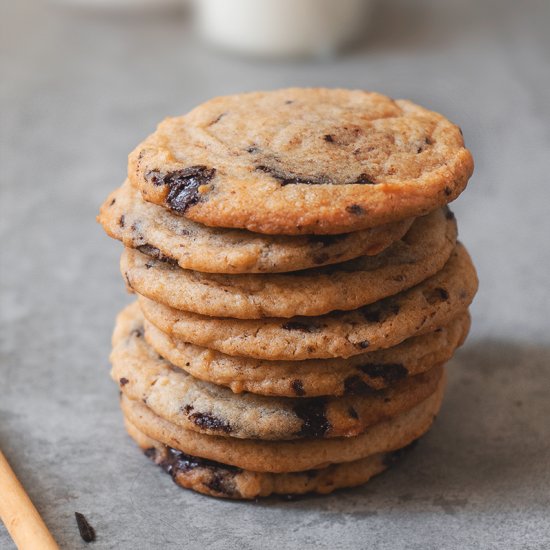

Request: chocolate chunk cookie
left=121, top=208, right=456, bottom=319
left=126, top=419, right=418, bottom=499
left=138, top=244, right=478, bottom=360
left=120, top=378, right=444, bottom=473
left=99, top=181, right=413, bottom=274
left=111, top=305, right=443, bottom=440
left=128, top=88, right=473, bottom=235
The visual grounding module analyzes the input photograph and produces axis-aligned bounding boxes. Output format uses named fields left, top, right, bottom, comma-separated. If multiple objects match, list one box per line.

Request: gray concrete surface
left=1, top=0, right=549, bottom=548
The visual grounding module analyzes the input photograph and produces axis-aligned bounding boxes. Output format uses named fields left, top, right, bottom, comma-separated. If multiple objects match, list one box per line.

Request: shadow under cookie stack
left=98, top=88, right=478, bottom=500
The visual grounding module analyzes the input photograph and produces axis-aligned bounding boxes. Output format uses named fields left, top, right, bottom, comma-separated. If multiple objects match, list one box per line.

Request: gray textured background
left=1, top=0, right=549, bottom=548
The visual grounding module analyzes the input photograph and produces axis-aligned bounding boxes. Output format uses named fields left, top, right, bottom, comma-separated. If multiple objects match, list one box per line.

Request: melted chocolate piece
left=130, top=327, right=144, bottom=338
left=424, top=287, right=449, bottom=305
left=256, top=165, right=332, bottom=186
left=344, top=375, right=376, bottom=395
left=119, top=377, right=129, bottom=386
left=158, top=447, right=241, bottom=478
left=146, top=166, right=216, bottom=213
left=361, top=299, right=400, bottom=323
left=358, top=363, right=408, bottom=384
left=75, top=512, right=95, bottom=543
left=119, top=214, right=125, bottom=227
left=185, top=410, right=232, bottom=434
left=282, top=321, right=318, bottom=333
left=356, top=173, right=377, bottom=185
left=294, top=398, right=330, bottom=437
left=346, top=204, right=364, bottom=215
left=136, top=244, right=178, bottom=266
left=256, top=165, right=375, bottom=186
left=444, top=186, right=452, bottom=196
left=291, top=379, right=306, bottom=396
left=323, top=134, right=335, bottom=143
left=146, top=446, right=241, bottom=496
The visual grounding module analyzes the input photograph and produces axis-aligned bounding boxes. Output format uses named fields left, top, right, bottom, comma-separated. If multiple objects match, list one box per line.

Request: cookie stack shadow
left=98, top=89, right=478, bottom=499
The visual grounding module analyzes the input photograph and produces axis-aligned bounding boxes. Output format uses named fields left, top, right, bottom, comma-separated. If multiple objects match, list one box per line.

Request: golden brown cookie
left=119, top=375, right=444, bottom=473
left=121, top=208, right=456, bottom=319
left=125, top=418, right=418, bottom=499
left=99, top=181, right=412, bottom=274
left=128, top=88, right=473, bottom=235
left=111, top=304, right=444, bottom=440
left=138, top=243, right=478, bottom=360
left=140, top=306, right=469, bottom=397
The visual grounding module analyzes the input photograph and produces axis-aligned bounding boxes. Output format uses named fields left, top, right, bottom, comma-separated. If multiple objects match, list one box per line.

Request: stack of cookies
left=98, top=88, right=478, bottom=499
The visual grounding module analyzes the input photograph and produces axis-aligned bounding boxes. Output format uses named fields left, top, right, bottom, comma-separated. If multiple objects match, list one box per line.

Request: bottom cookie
left=125, top=417, right=418, bottom=500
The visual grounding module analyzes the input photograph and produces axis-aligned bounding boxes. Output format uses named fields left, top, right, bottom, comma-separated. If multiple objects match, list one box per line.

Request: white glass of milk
left=194, top=0, right=374, bottom=58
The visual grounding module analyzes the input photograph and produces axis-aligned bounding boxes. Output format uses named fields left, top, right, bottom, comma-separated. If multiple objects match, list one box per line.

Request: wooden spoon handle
left=0, top=450, right=59, bottom=550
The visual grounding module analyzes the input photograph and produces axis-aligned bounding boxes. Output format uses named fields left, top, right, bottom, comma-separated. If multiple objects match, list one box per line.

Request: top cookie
left=129, top=88, right=473, bottom=235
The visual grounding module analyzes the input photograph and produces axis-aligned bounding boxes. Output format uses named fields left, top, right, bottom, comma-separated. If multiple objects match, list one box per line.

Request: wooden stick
left=0, top=450, right=59, bottom=550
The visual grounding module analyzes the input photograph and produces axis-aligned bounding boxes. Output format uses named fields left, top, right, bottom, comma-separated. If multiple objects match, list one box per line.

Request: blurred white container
left=52, top=0, right=185, bottom=10
left=194, top=0, right=373, bottom=58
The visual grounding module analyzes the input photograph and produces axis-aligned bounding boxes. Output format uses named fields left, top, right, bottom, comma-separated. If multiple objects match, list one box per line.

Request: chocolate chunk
left=361, top=299, right=400, bottom=323
left=130, top=327, right=144, bottom=338
left=323, top=134, right=335, bottom=143
left=383, top=439, right=419, bottom=467
left=282, top=321, right=318, bottom=333
left=205, top=473, right=233, bottom=495
left=348, top=406, right=359, bottom=419
left=444, top=186, right=452, bottom=196
left=109, top=198, right=116, bottom=206
left=119, top=215, right=125, bottom=227
left=157, top=447, right=241, bottom=479
left=136, top=244, right=178, bottom=266
left=425, top=287, right=449, bottom=305
left=146, top=167, right=216, bottom=213
left=346, top=204, right=364, bottom=215
left=246, top=145, right=260, bottom=154
left=256, top=165, right=331, bottom=186
left=187, top=411, right=232, bottom=434
left=358, top=363, right=408, bottom=384
left=119, top=377, right=129, bottom=387
left=356, top=173, right=377, bottom=185
left=291, top=379, right=306, bottom=396
left=166, top=166, right=216, bottom=213
left=75, top=512, right=95, bottom=543
left=285, top=100, right=294, bottom=104
left=293, top=398, right=330, bottom=437
left=344, top=375, right=376, bottom=395
left=358, top=340, right=370, bottom=349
